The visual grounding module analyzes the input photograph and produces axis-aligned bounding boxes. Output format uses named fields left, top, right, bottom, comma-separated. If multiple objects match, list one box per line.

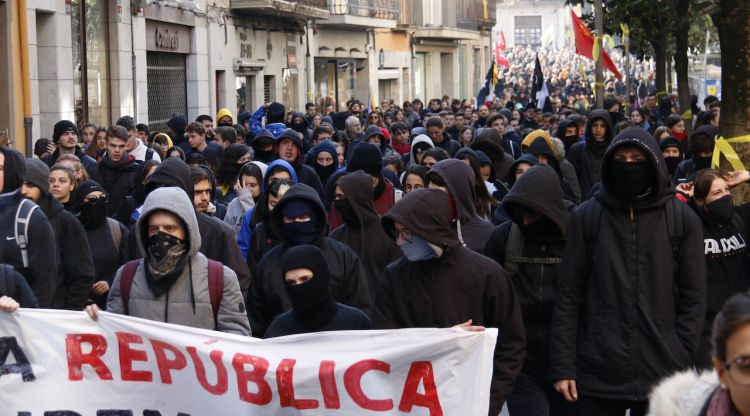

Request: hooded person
left=484, top=164, right=570, bottom=415
left=660, top=136, right=684, bottom=179
left=21, top=159, right=95, bottom=311
left=426, top=159, right=495, bottom=252
left=127, top=158, right=253, bottom=299
left=248, top=183, right=371, bottom=338
left=567, top=109, right=615, bottom=200
left=551, top=137, right=583, bottom=203
left=250, top=129, right=276, bottom=164
left=329, top=170, right=401, bottom=298
left=525, top=135, right=580, bottom=203
left=363, top=125, right=393, bottom=157
left=555, top=118, right=581, bottom=153
left=405, top=134, right=434, bottom=168
left=308, top=141, right=340, bottom=186
left=0, top=148, right=57, bottom=307
left=288, top=111, right=313, bottom=152
left=236, top=159, right=299, bottom=262
left=249, top=102, right=287, bottom=139
left=274, top=128, right=325, bottom=201
left=98, top=187, right=251, bottom=335
left=264, top=245, right=371, bottom=338
left=674, top=125, right=718, bottom=182
left=550, top=127, right=706, bottom=413
left=216, top=107, right=234, bottom=127
left=167, top=114, right=189, bottom=152
left=328, top=142, right=398, bottom=231
left=471, top=128, right=515, bottom=183
left=72, top=180, right=129, bottom=308
left=376, top=188, right=526, bottom=415
left=223, top=161, right=267, bottom=237
left=506, top=153, right=540, bottom=188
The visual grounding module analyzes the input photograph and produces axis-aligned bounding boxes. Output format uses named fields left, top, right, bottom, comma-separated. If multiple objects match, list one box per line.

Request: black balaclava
left=281, top=244, right=337, bottom=330
left=347, top=143, right=385, bottom=199
left=0, top=147, right=25, bottom=193
left=74, top=180, right=108, bottom=230
left=280, top=199, right=319, bottom=246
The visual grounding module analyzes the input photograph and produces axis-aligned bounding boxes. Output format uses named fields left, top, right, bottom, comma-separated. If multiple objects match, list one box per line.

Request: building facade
left=0, top=0, right=494, bottom=155
left=494, top=0, right=574, bottom=51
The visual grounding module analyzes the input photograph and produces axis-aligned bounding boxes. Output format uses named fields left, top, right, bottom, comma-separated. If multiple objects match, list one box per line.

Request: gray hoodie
left=106, top=187, right=251, bottom=336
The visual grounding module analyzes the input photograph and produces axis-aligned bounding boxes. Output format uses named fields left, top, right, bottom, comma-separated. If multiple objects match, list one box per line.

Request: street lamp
left=379, top=48, right=385, bottom=69
left=329, top=0, right=349, bottom=15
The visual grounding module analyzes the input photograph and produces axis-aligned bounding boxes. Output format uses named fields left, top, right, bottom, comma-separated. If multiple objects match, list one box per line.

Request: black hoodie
left=328, top=171, right=401, bottom=298
left=674, top=124, right=719, bottom=181
left=36, top=193, right=95, bottom=310
left=471, top=129, right=515, bottom=183
left=566, top=109, right=614, bottom=200
left=551, top=127, right=706, bottom=401
left=275, top=129, right=325, bottom=200
left=249, top=183, right=372, bottom=337
left=264, top=245, right=371, bottom=337
left=0, top=148, right=57, bottom=307
left=129, top=158, right=252, bottom=298
left=377, top=188, right=525, bottom=415
left=484, top=165, right=568, bottom=381
left=428, top=159, right=494, bottom=251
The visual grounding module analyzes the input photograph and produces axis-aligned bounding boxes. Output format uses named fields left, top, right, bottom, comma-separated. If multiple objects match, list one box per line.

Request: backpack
left=106, top=218, right=122, bottom=254
left=119, top=258, right=224, bottom=325
left=504, top=222, right=562, bottom=277
left=581, top=197, right=684, bottom=266
left=15, top=199, right=39, bottom=269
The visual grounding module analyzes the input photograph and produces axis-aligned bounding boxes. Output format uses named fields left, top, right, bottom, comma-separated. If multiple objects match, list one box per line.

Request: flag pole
left=594, top=0, right=605, bottom=109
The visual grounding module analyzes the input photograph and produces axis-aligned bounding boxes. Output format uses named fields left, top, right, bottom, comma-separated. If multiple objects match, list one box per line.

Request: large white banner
left=0, top=309, right=497, bottom=415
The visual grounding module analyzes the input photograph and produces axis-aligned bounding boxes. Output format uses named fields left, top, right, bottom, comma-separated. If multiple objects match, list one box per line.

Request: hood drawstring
left=456, top=218, right=467, bottom=247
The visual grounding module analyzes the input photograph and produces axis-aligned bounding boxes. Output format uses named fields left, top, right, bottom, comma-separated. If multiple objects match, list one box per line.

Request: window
left=514, top=15, right=542, bottom=47
left=71, top=0, right=111, bottom=127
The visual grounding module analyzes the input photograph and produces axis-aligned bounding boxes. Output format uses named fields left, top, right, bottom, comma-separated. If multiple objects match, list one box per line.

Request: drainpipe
left=17, top=0, right=32, bottom=156
left=306, top=21, right=315, bottom=104
left=131, top=13, right=138, bottom=120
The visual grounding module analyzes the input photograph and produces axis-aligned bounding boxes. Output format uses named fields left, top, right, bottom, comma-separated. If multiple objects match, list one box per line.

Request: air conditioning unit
left=233, top=59, right=267, bottom=72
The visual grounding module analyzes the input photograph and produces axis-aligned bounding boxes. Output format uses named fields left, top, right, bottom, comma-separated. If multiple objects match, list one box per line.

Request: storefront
left=313, top=29, right=369, bottom=112
left=145, top=20, right=190, bottom=131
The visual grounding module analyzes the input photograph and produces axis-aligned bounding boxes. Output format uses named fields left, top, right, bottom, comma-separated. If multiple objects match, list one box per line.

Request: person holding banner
left=377, top=187, right=526, bottom=416
left=265, top=244, right=371, bottom=337
left=86, top=186, right=251, bottom=336
left=0, top=264, right=38, bottom=311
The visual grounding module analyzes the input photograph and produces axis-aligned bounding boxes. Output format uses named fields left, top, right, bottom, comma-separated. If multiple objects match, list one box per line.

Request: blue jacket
left=249, top=106, right=287, bottom=139
left=236, top=159, right=298, bottom=260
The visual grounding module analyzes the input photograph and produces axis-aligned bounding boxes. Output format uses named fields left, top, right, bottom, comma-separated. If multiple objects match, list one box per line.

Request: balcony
left=399, top=0, right=495, bottom=31
left=230, top=0, right=330, bottom=20
left=455, top=0, right=496, bottom=30
left=320, top=0, right=400, bottom=28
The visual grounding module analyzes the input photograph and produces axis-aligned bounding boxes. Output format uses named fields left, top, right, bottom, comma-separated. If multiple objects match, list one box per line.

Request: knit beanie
left=347, top=142, right=382, bottom=177
left=24, top=158, right=50, bottom=196
left=53, top=120, right=78, bottom=143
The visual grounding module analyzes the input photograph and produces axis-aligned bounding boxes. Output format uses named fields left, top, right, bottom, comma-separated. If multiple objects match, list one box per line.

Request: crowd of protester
left=0, top=73, right=746, bottom=416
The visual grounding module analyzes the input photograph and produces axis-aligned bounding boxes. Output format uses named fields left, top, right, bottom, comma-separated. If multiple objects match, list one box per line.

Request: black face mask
left=334, top=199, right=358, bottom=226
left=562, top=134, right=579, bottom=149
left=290, top=122, right=307, bottom=134
left=609, top=159, right=655, bottom=201
left=78, top=198, right=108, bottom=230
left=254, top=149, right=274, bottom=164
left=664, top=156, right=681, bottom=175
left=314, top=162, right=338, bottom=184
left=694, top=156, right=712, bottom=171
left=144, top=231, right=188, bottom=296
left=285, top=274, right=337, bottom=330
left=705, top=194, right=733, bottom=224
left=281, top=221, right=319, bottom=246
left=217, top=121, right=233, bottom=128
left=518, top=217, right=560, bottom=241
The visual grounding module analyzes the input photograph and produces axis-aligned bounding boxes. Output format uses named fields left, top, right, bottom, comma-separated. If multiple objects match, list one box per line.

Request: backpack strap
left=119, top=260, right=141, bottom=315
left=664, top=197, right=684, bottom=261
left=15, top=199, right=38, bottom=268
left=206, top=259, right=224, bottom=324
left=145, top=147, right=154, bottom=161
left=107, top=218, right=122, bottom=254
left=582, top=199, right=604, bottom=254
left=504, top=223, right=523, bottom=276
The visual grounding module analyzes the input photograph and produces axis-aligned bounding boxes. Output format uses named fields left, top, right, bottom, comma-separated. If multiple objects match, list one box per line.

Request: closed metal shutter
left=263, top=76, right=272, bottom=103
left=147, top=52, right=187, bottom=132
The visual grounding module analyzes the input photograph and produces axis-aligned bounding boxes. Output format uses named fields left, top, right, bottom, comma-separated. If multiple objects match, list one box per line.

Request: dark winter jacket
left=275, top=129, right=325, bottom=200
left=550, top=127, right=707, bottom=401
left=0, top=264, right=38, bottom=308
left=428, top=159, right=494, bottom=251
left=85, top=218, right=129, bottom=309
left=377, top=188, right=526, bottom=415
left=139, top=158, right=252, bottom=298
left=329, top=171, right=401, bottom=298
left=249, top=183, right=372, bottom=337
left=0, top=148, right=57, bottom=307
left=265, top=304, right=372, bottom=338
left=94, top=153, right=140, bottom=220
left=673, top=125, right=719, bottom=181
left=526, top=137, right=579, bottom=203
left=36, top=194, right=95, bottom=310
left=566, top=109, right=614, bottom=200
left=690, top=201, right=750, bottom=367
left=484, top=165, right=568, bottom=381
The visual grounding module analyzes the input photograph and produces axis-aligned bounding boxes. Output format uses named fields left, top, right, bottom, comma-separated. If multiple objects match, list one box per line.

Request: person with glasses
left=675, top=168, right=750, bottom=369
left=647, top=292, right=750, bottom=415
left=21, top=159, right=94, bottom=311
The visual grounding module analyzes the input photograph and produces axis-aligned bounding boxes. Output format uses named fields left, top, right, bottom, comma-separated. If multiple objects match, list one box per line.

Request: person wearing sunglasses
left=21, top=159, right=94, bottom=311
left=648, top=292, right=750, bottom=415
